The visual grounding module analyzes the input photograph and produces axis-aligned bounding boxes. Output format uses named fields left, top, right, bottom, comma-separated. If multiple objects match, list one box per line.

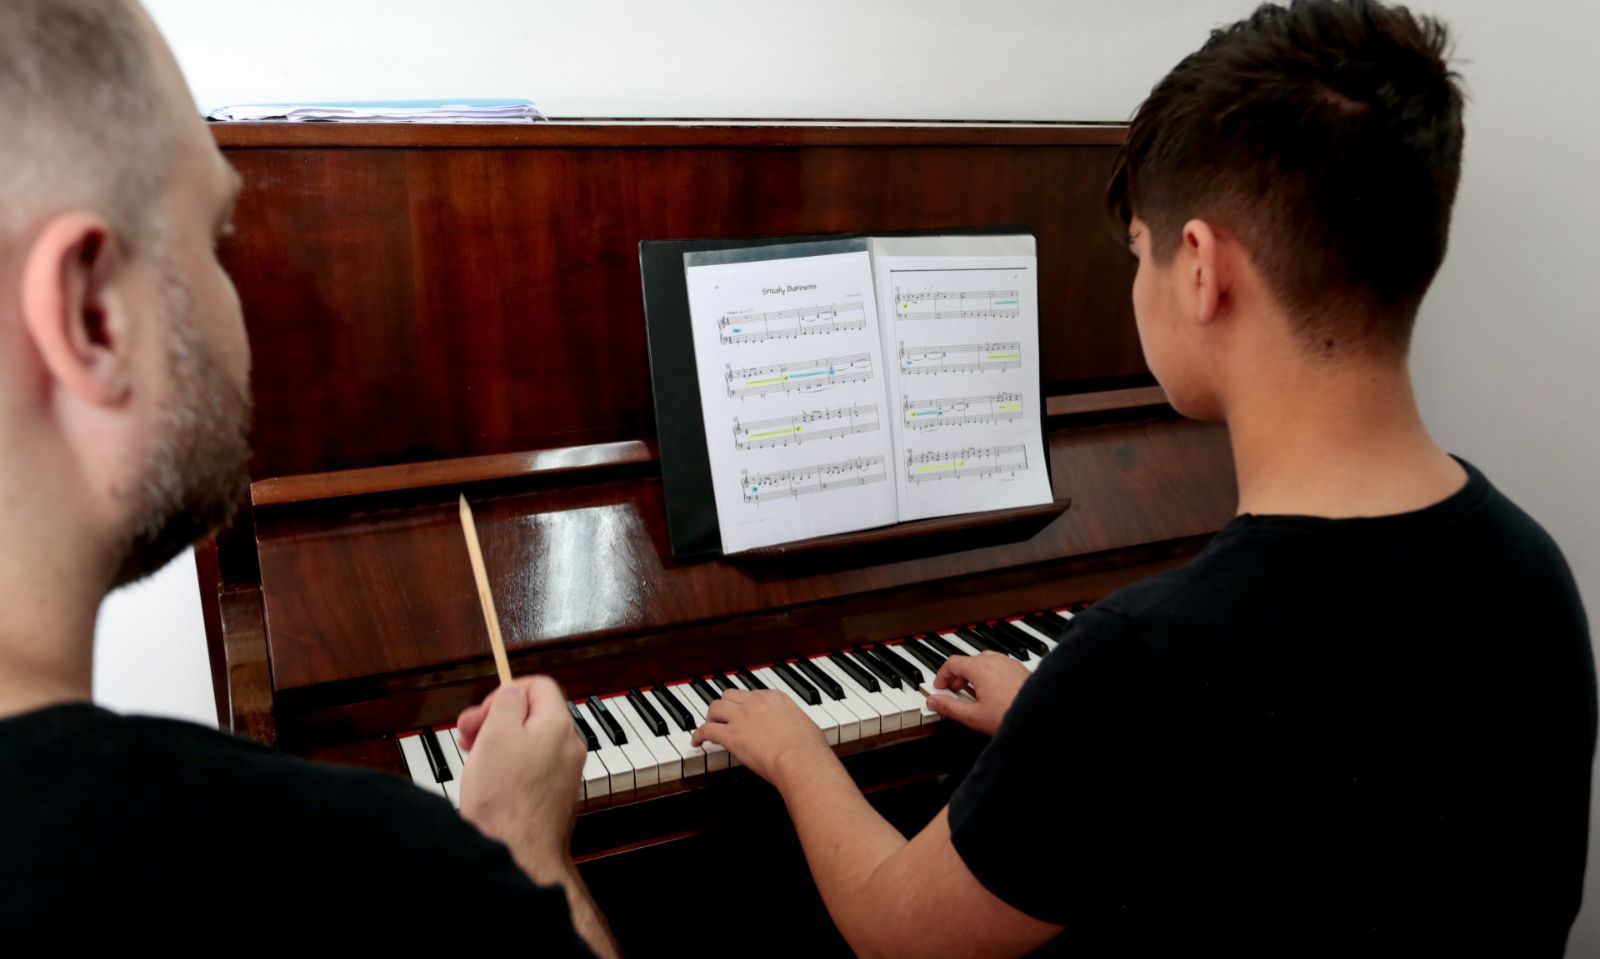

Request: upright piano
left=200, top=120, right=1236, bottom=951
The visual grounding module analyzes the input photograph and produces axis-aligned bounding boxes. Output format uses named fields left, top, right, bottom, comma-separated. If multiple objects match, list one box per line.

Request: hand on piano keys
left=397, top=606, right=1086, bottom=806
left=923, top=648, right=1034, bottom=736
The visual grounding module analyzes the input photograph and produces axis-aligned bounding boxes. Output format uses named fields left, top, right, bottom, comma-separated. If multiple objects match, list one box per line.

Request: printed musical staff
left=902, top=392, right=1024, bottom=433
left=734, top=403, right=880, bottom=451
left=906, top=445, right=1028, bottom=484
left=741, top=455, right=888, bottom=504
left=725, top=353, right=874, bottom=399
left=898, top=341, right=1022, bottom=375
left=719, top=301, right=866, bottom=344
left=894, top=288, right=1020, bottom=321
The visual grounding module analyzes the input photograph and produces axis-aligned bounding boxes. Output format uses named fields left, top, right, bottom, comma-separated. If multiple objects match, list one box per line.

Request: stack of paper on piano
left=685, top=234, right=1054, bottom=554
left=206, top=98, right=541, bottom=123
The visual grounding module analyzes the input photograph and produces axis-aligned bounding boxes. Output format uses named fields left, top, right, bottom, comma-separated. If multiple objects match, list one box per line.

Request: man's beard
left=111, top=263, right=252, bottom=587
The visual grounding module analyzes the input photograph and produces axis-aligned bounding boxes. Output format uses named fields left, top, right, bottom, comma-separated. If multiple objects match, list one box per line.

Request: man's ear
left=1181, top=218, right=1228, bottom=326
left=19, top=212, right=134, bottom=408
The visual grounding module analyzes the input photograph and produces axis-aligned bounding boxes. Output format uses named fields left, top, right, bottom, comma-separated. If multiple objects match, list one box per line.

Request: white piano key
left=436, top=727, right=467, bottom=778
left=945, top=629, right=1038, bottom=674
left=940, top=631, right=984, bottom=657
left=707, top=677, right=743, bottom=767
left=881, top=645, right=943, bottom=725
left=582, top=700, right=638, bottom=794
left=581, top=750, right=610, bottom=801
left=397, top=734, right=448, bottom=800
left=754, top=667, right=840, bottom=745
left=798, top=670, right=862, bottom=743
left=448, top=727, right=469, bottom=758
left=806, top=656, right=883, bottom=739
left=649, top=686, right=708, bottom=777
left=822, top=656, right=905, bottom=733
left=1056, top=608, right=1075, bottom=620
left=1009, top=619, right=1061, bottom=654
left=600, top=697, right=663, bottom=788
left=809, top=656, right=889, bottom=736
left=613, top=695, right=682, bottom=783
left=852, top=652, right=929, bottom=725
left=433, top=727, right=467, bottom=808
left=672, top=682, right=730, bottom=771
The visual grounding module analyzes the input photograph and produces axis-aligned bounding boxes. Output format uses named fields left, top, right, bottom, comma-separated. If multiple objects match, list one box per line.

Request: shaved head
left=0, top=0, right=251, bottom=587
left=0, top=0, right=172, bottom=249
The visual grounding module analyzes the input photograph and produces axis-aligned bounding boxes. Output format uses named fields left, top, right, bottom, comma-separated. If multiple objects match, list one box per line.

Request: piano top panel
left=255, top=415, right=1236, bottom=691
left=214, top=122, right=1143, bottom=481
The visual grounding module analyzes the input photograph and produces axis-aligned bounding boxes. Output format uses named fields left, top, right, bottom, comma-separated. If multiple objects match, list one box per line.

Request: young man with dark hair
left=693, top=1, right=1596, bottom=955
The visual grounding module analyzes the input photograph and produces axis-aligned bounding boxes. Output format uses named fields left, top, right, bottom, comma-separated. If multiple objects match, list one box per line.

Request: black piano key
left=420, top=728, right=452, bottom=783
left=969, top=622, right=1030, bottom=661
left=771, top=661, right=821, bottom=706
left=924, top=634, right=965, bottom=660
left=954, top=627, right=998, bottom=655
left=692, top=676, right=722, bottom=706
left=587, top=698, right=628, bottom=746
left=796, top=659, right=845, bottom=700
left=713, top=674, right=738, bottom=693
left=568, top=702, right=599, bottom=751
left=992, top=619, right=1050, bottom=657
left=850, top=649, right=901, bottom=689
left=652, top=685, right=697, bottom=733
left=830, top=652, right=880, bottom=693
left=1023, top=612, right=1069, bottom=642
left=627, top=688, right=668, bottom=736
left=902, top=637, right=947, bottom=675
left=877, top=643, right=927, bottom=684
left=734, top=668, right=767, bottom=691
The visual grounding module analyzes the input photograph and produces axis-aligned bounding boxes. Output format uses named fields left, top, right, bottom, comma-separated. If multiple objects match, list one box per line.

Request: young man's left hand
left=691, top=688, right=834, bottom=788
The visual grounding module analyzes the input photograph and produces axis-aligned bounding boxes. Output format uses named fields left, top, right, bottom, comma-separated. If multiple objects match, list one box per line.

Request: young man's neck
left=1222, top=345, right=1467, bottom=520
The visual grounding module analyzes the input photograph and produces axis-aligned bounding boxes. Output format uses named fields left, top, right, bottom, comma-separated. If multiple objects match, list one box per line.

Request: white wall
left=106, top=0, right=1599, bottom=946
left=1404, top=2, right=1600, bottom=952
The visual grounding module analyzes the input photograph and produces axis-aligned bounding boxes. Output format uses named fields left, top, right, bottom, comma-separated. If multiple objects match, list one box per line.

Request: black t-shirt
left=0, top=703, right=591, bottom=955
left=950, top=460, right=1595, bottom=957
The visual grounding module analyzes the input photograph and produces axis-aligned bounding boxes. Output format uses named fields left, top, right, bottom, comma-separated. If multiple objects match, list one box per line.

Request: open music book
left=683, top=234, right=1053, bottom=553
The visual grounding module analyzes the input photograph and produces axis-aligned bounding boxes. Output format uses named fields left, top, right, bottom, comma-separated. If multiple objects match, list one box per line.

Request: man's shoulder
left=1, top=705, right=500, bottom=868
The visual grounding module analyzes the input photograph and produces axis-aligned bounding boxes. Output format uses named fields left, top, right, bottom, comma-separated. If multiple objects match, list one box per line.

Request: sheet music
left=871, top=236, right=1054, bottom=521
left=685, top=249, right=898, bottom=553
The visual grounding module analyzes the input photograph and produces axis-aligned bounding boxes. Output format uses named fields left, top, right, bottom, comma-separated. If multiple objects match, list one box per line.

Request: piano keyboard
left=397, top=605, right=1086, bottom=807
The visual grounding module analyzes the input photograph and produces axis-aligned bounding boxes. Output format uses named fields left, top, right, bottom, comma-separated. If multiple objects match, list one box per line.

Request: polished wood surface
left=254, top=414, right=1231, bottom=696
left=215, top=122, right=1144, bottom=483
left=250, top=440, right=654, bottom=506
left=199, top=124, right=1240, bottom=929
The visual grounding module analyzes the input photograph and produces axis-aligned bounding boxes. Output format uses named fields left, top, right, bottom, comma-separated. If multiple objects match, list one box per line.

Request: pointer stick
left=459, top=494, right=513, bottom=687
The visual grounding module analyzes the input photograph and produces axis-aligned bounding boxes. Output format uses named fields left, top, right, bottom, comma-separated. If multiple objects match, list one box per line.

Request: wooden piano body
left=200, top=121, right=1236, bottom=950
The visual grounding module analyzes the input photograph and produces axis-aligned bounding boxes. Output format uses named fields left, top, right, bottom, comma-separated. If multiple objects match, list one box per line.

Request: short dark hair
left=1107, top=0, right=1464, bottom=351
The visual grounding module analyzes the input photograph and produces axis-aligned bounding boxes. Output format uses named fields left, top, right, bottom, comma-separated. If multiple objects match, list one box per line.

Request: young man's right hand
left=455, top=676, right=585, bottom=883
left=929, top=652, right=1031, bottom=736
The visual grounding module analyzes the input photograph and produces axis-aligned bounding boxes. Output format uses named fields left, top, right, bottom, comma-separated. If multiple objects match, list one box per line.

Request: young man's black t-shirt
left=950, top=460, right=1595, bottom=957
left=0, top=704, right=592, bottom=954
